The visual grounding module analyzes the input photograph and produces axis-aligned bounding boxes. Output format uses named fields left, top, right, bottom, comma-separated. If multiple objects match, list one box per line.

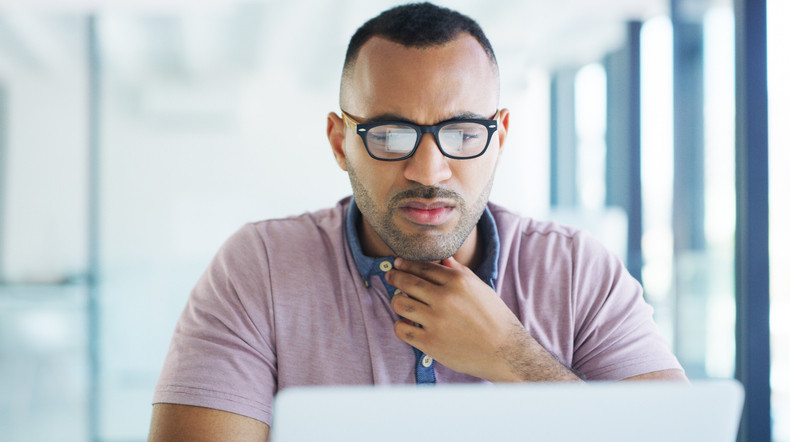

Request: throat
left=451, top=226, right=481, bottom=269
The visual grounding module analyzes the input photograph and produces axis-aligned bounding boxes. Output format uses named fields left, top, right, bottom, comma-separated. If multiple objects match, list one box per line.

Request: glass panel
left=640, top=15, right=677, bottom=349
left=575, top=63, right=607, bottom=212
left=701, top=5, right=736, bottom=380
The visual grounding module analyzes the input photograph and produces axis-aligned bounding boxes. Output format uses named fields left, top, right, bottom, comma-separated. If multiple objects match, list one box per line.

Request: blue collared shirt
left=344, top=198, right=500, bottom=384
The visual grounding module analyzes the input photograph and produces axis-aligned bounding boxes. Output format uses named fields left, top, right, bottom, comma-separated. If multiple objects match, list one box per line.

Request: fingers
left=393, top=318, right=427, bottom=350
left=386, top=257, right=472, bottom=304
left=393, top=257, right=456, bottom=285
left=391, top=292, right=430, bottom=325
left=439, top=256, right=466, bottom=271
left=385, top=268, right=435, bottom=304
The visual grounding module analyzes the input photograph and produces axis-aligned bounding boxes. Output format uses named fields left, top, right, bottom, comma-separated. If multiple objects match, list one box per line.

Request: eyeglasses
left=341, top=111, right=499, bottom=161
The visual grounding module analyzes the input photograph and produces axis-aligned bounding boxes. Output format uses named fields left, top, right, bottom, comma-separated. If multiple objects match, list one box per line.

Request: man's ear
left=496, top=108, right=510, bottom=154
left=327, top=112, right=348, bottom=171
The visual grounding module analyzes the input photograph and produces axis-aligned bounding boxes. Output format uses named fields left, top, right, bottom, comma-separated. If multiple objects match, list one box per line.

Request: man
left=149, top=3, right=686, bottom=440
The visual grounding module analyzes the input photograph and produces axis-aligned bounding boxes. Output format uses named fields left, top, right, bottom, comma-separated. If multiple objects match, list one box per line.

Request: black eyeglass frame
left=341, top=111, right=500, bottom=161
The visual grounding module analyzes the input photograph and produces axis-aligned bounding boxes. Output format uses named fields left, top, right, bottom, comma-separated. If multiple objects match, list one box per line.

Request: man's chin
left=394, top=250, right=453, bottom=262
left=385, top=233, right=459, bottom=262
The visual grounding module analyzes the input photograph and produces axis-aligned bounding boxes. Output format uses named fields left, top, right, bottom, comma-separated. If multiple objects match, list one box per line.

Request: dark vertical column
left=604, top=52, right=629, bottom=210
left=87, top=14, right=102, bottom=442
left=605, top=21, right=643, bottom=283
left=550, top=69, right=577, bottom=208
left=672, top=0, right=706, bottom=252
left=671, top=0, right=708, bottom=380
left=625, top=21, right=643, bottom=285
left=734, top=0, right=771, bottom=440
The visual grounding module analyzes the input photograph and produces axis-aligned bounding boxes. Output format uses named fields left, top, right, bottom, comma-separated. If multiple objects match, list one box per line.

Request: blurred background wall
left=0, top=0, right=785, bottom=440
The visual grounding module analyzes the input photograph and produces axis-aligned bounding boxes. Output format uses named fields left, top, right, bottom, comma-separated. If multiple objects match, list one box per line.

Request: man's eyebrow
left=365, top=111, right=489, bottom=124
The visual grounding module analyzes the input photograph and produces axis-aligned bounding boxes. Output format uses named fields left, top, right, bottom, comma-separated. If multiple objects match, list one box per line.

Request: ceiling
left=0, top=0, right=731, bottom=101
left=0, top=0, right=681, bottom=72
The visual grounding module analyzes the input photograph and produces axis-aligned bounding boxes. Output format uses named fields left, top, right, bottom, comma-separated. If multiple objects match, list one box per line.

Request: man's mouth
left=397, top=200, right=456, bottom=226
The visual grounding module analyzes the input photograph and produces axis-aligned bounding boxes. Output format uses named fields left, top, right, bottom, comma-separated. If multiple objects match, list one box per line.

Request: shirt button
left=421, top=355, right=433, bottom=368
left=379, top=261, right=393, bottom=272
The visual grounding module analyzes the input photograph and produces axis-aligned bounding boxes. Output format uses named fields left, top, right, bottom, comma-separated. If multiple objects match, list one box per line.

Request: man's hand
left=386, top=257, right=581, bottom=383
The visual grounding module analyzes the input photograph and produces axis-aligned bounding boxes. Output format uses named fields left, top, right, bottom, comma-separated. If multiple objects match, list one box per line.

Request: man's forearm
left=491, top=324, right=689, bottom=383
left=490, top=324, right=582, bottom=383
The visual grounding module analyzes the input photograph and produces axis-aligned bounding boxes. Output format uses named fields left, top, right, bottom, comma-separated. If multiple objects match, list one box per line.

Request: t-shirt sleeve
left=152, top=223, right=277, bottom=425
left=569, top=231, right=683, bottom=380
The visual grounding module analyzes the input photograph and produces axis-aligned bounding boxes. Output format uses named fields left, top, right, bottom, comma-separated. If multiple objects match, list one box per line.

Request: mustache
left=389, top=186, right=463, bottom=206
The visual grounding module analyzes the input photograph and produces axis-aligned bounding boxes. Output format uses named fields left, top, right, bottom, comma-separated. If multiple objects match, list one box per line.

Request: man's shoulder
left=488, top=202, right=623, bottom=270
left=487, top=201, right=582, bottom=243
left=218, top=198, right=350, bottom=259
left=245, top=197, right=349, bottom=238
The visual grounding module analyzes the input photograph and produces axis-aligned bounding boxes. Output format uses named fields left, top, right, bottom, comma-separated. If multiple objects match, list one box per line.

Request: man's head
left=340, top=2, right=499, bottom=107
left=327, top=2, right=509, bottom=263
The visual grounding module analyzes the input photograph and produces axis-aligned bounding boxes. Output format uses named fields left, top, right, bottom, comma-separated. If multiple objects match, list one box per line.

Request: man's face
left=333, top=34, right=508, bottom=261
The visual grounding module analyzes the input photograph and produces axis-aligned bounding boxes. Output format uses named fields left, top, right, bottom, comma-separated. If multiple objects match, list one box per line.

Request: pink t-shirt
left=153, top=197, right=681, bottom=425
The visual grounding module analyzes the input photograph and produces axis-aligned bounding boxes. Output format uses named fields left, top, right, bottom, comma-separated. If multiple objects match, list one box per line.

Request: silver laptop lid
left=272, top=380, right=743, bottom=442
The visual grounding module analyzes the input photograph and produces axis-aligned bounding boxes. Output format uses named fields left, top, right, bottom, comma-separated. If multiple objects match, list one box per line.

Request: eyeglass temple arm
left=341, top=112, right=358, bottom=129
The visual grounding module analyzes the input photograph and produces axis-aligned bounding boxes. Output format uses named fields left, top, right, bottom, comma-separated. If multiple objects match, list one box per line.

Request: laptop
left=271, top=380, right=743, bottom=442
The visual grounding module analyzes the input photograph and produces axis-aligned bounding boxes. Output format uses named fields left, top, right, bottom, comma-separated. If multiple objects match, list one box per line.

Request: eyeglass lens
left=365, top=122, right=489, bottom=159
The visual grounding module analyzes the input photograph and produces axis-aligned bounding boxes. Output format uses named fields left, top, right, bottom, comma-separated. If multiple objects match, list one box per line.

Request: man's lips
left=397, top=200, right=455, bottom=226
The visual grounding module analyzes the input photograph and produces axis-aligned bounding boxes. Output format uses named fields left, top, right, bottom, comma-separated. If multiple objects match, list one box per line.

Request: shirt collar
left=344, top=197, right=500, bottom=288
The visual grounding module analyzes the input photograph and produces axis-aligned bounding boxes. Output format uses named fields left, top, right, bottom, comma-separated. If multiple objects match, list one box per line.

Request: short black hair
left=343, top=2, right=498, bottom=75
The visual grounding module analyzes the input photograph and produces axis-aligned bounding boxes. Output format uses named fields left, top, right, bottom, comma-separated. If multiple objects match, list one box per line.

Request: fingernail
left=394, top=257, right=403, bottom=267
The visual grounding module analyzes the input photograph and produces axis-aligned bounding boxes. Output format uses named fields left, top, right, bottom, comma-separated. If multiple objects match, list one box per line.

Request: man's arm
left=148, top=404, right=269, bottom=442
left=624, top=369, right=688, bottom=382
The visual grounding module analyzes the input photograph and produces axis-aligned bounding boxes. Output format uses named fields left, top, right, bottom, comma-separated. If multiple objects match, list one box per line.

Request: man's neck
left=452, top=226, right=482, bottom=269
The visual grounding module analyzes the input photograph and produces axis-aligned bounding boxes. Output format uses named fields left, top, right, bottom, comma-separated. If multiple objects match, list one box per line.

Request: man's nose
left=402, top=134, right=452, bottom=186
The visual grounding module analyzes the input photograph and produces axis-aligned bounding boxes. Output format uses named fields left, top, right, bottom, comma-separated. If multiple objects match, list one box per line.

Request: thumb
left=441, top=256, right=466, bottom=270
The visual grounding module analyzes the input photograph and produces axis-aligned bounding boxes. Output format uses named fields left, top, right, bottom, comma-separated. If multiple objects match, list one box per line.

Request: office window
left=640, top=9, right=737, bottom=380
